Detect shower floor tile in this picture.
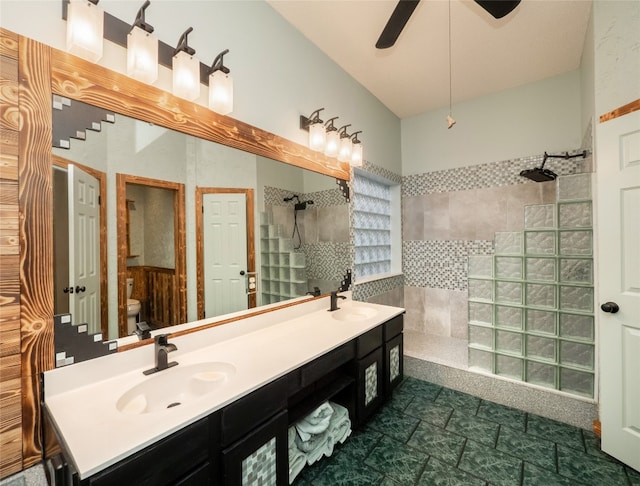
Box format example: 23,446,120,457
291,375,640,486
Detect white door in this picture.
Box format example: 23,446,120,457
203,193,248,317
68,165,101,334
597,110,640,470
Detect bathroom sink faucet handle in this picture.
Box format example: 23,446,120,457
143,334,178,375
329,290,347,312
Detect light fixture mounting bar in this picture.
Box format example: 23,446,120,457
61,0,214,86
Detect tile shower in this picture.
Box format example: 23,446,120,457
401,150,595,399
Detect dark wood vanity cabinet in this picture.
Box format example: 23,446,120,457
46,313,404,486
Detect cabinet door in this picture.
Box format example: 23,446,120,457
384,333,403,398
354,347,383,427
221,410,288,486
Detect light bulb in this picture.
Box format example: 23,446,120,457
127,26,158,84
209,70,233,115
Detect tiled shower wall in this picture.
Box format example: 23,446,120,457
401,151,593,367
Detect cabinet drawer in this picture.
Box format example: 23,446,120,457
383,314,404,342
356,326,382,359
301,340,355,387
88,416,213,486
221,373,290,446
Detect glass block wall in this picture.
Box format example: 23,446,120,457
467,174,595,398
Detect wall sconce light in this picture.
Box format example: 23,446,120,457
66,0,104,63
172,27,200,101
300,109,326,152
127,1,158,84
324,117,340,157
350,131,363,167
337,125,352,163
208,49,233,115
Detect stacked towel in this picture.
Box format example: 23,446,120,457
288,426,307,484
294,401,334,441
327,402,351,445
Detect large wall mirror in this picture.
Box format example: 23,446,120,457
52,97,351,341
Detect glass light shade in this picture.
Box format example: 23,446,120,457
338,137,352,162
66,0,104,63
324,130,340,157
351,142,363,166
172,50,200,101
308,122,326,152
208,71,234,115
127,26,158,84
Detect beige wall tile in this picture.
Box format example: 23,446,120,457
402,195,425,240
423,193,450,240
424,287,451,337
367,286,404,308
300,207,318,244
474,186,508,240
505,182,543,231
450,290,470,339
404,286,426,332
541,180,557,204
449,189,478,240
318,205,349,242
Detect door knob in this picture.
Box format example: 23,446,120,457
63,286,74,294
600,302,619,313
75,286,86,293
239,271,246,276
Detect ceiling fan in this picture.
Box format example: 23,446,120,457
376,0,521,49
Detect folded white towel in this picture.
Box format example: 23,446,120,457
295,401,335,441
304,401,334,425
327,402,352,445
295,428,328,454
306,432,330,465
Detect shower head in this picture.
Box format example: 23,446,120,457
294,200,314,211
283,195,299,202
520,167,557,182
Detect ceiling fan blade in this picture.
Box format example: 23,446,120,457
474,0,521,19
376,0,420,49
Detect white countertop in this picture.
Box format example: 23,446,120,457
44,294,404,478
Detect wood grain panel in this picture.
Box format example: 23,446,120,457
599,98,640,123
0,354,21,477
18,36,54,469
0,28,21,481
50,49,350,181
0,29,18,60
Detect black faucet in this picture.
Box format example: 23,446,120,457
306,286,321,297
329,291,347,312
143,334,178,375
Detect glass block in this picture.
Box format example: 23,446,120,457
560,341,594,369
560,368,594,397
526,283,556,309
468,279,493,301
468,255,494,277
495,354,523,380
557,173,591,201
559,258,593,284
526,335,556,361
559,285,594,312
526,361,556,388
558,202,592,229
495,257,523,279
469,302,493,324
526,309,556,335
495,305,522,330
496,330,522,355
495,281,522,304
469,325,493,349
525,231,556,255
559,313,594,341
525,257,556,282
495,232,523,255
524,204,556,229
559,231,592,256
469,348,493,372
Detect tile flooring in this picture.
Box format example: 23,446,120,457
293,376,640,486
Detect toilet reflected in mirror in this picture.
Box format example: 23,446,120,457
126,278,141,335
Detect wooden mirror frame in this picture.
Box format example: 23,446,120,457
9,31,349,469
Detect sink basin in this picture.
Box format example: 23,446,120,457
116,361,236,415
331,306,378,322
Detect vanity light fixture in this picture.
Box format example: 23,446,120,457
172,27,200,101
127,1,158,85
337,125,353,163
350,131,363,167
208,49,233,115
300,109,326,152
324,117,340,157
66,0,104,63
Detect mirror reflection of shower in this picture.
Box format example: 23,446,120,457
283,195,315,249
